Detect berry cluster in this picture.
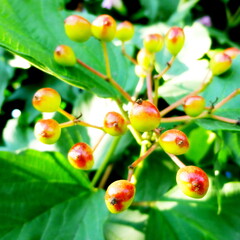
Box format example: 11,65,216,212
33,13,239,214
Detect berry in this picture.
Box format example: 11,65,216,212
105,180,135,213
34,119,61,144
134,65,147,78
103,112,128,136
209,52,232,76
64,15,91,42
143,33,164,53
159,129,189,155
32,88,61,112
176,166,209,198
136,48,155,70
68,142,94,170
91,14,116,42
115,21,134,42
54,45,76,66
165,27,185,56
223,47,240,59
129,99,161,132
183,95,206,117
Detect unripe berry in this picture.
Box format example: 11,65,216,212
143,33,164,53
134,65,147,78
115,21,134,42
64,15,91,42
34,119,61,144
209,52,232,76
32,88,61,112
165,27,185,56
105,180,135,213
103,112,128,136
68,142,94,170
183,95,206,117
129,99,161,132
223,47,240,59
159,129,189,155
91,14,116,41
54,45,76,66
136,48,155,70
176,166,209,199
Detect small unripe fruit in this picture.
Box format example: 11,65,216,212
105,180,135,213
32,88,61,112
54,45,76,66
129,99,161,132
159,129,189,155
115,21,134,42
134,65,147,78
136,48,155,70
143,33,164,53
183,95,206,117
176,166,209,198
223,47,240,59
34,119,61,144
103,112,128,136
68,142,94,170
91,14,116,41
165,27,185,56
209,52,232,75
64,15,91,42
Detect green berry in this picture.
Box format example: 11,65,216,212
165,27,185,56
34,119,61,144
91,14,116,42
68,142,94,170
64,15,91,42
209,52,232,75
183,95,206,117
159,129,189,155
136,48,155,71
176,166,209,199
103,112,128,136
32,88,61,113
105,180,135,214
115,21,134,42
54,45,76,66
143,33,164,53
129,99,161,132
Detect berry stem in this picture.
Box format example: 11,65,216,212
59,121,75,128
121,42,138,65
127,143,158,181
101,41,112,79
76,120,104,130
127,125,143,145
161,115,192,123
210,115,239,125
92,132,107,152
166,153,186,168
160,70,213,117
153,56,176,81
91,136,121,187
133,76,145,101
57,108,75,121
210,88,240,113
146,71,154,103
153,75,159,106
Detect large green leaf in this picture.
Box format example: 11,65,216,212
0,0,136,99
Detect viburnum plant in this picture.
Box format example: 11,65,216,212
32,13,239,213
0,1,240,239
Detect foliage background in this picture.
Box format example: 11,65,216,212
0,0,240,239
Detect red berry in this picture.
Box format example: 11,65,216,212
176,166,209,198
115,21,134,42
159,129,189,155
183,95,206,117
105,180,135,213
165,27,185,56
54,45,76,66
143,33,164,53
64,15,91,42
34,119,61,144
209,52,232,75
129,99,161,132
68,142,94,170
91,14,116,41
223,47,240,59
32,88,61,112
103,112,128,136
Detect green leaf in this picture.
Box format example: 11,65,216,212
0,0,135,99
